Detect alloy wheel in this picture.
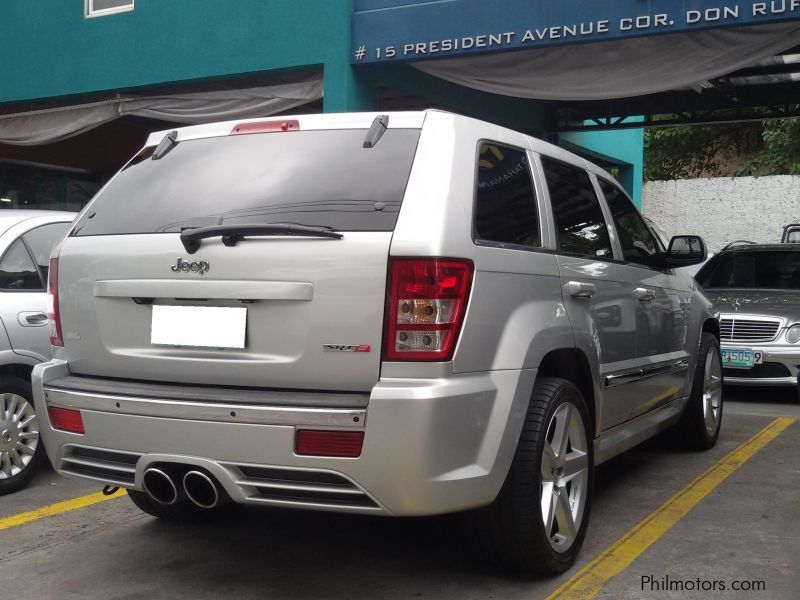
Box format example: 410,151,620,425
703,350,723,435
540,402,589,552
0,393,39,479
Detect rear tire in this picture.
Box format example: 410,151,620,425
128,489,234,521
0,376,45,496
674,333,723,450
469,377,593,575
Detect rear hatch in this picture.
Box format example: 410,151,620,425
56,118,422,392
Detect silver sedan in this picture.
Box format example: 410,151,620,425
0,209,76,495
695,243,800,398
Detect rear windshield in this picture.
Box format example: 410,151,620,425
696,250,800,290
72,128,421,236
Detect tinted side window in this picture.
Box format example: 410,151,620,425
474,143,540,248
0,239,42,291
542,159,612,259
696,251,800,290
599,179,660,269
22,222,70,281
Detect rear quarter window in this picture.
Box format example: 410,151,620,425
72,128,421,236
473,142,540,249
0,239,42,291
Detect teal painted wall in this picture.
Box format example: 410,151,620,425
559,125,645,207
0,0,641,198
366,65,549,133
0,0,362,110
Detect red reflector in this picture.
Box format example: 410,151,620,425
295,430,364,458
230,120,300,135
47,406,85,434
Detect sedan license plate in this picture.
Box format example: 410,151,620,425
721,348,763,369
151,306,246,349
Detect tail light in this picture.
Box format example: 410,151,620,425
48,257,63,346
383,258,474,362
295,430,364,458
47,406,85,434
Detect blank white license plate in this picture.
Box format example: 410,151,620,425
151,306,246,349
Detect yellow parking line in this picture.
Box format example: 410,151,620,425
0,488,127,533
547,417,796,600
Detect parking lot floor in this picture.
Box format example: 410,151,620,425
1,391,798,599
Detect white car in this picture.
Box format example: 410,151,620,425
0,210,75,495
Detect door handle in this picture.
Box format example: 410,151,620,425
564,281,597,298
19,312,48,327
634,288,657,302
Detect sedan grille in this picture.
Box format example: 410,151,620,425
719,317,781,343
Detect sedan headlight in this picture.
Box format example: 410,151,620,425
787,324,800,344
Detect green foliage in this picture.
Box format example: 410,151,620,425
644,116,800,181
736,119,800,176
644,121,761,180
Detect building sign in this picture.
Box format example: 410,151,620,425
352,0,800,64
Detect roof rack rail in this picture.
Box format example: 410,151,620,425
721,240,757,251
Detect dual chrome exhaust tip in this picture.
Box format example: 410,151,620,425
183,470,220,509
142,467,222,509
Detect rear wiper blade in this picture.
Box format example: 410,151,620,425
180,223,343,254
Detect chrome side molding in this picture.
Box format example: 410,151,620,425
604,359,689,388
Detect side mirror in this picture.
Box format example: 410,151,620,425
664,235,707,268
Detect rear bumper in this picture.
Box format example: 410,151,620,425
33,360,535,517
720,344,800,387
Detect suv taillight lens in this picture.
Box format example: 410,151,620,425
48,257,63,346
383,258,474,362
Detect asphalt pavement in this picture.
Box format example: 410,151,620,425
1,387,798,600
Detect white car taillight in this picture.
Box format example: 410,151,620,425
48,257,63,346
383,258,473,362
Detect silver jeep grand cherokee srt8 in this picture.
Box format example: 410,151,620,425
33,111,719,574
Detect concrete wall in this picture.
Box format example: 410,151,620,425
642,176,800,252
